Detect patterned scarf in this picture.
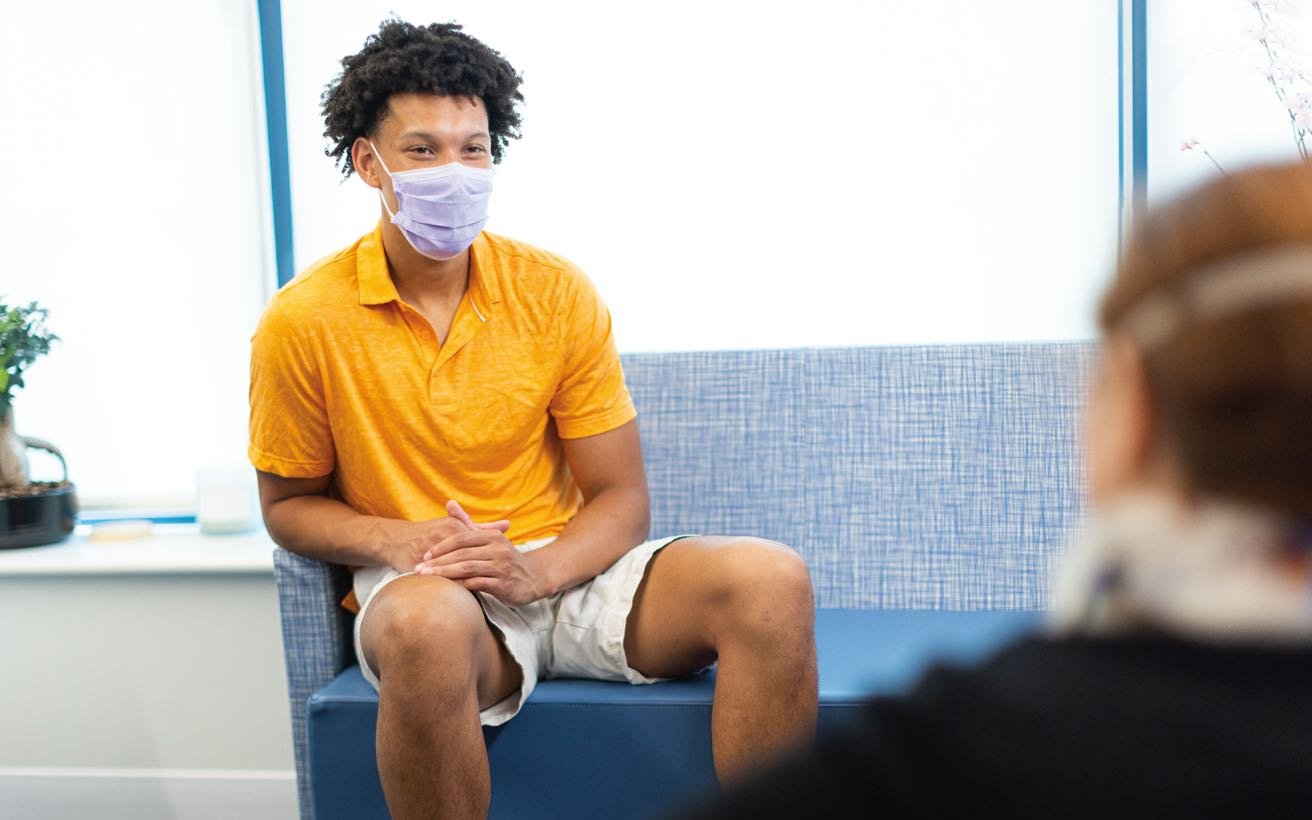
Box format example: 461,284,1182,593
1049,493,1312,643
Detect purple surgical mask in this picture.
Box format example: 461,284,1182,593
370,141,494,260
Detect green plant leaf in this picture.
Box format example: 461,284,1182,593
0,298,57,408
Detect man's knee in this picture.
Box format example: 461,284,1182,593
363,575,488,681
720,538,812,600
710,538,814,634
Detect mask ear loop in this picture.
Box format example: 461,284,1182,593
368,141,399,220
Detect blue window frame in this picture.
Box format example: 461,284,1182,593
258,0,296,288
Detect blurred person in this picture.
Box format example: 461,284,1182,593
674,162,1312,818
248,18,817,820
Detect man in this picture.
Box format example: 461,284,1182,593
249,20,817,819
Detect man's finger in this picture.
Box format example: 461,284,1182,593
447,500,510,534
446,499,477,530
459,576,500,597
423,529,501,562
419,545,493,569
420,559,499,579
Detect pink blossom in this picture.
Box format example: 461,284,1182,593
1181,137,1201,152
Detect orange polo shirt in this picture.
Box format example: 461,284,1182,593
248,224,636,545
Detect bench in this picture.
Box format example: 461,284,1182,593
273,342,1092,819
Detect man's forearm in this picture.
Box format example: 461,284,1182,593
264,493,400,567
522,485,651,597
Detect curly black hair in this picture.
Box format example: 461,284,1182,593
321,19,524,176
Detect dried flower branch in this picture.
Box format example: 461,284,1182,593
1183,0,1312,173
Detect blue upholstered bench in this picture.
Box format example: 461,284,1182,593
273,343,1092,819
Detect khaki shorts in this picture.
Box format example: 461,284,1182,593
352,535,691,726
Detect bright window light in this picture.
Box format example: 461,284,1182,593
1,1,273,508
1148,0,1312,202
282,0,1119,352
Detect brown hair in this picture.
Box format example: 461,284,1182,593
1100,162,1312,518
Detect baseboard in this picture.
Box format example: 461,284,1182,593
0,767,298,820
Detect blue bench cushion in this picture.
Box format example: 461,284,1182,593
307,608,1040,819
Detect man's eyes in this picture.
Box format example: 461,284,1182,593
405,145,487,156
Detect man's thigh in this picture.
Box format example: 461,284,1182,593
622,535,805,678
360,573,522,710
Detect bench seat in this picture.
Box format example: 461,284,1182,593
306,608,1040,819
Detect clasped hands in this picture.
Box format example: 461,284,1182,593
399,499,550,606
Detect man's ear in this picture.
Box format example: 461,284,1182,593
352,137,382,190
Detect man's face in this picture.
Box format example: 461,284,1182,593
353,93,494,211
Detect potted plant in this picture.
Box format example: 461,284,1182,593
0,300,76,548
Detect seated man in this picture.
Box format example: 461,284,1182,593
249,19,817,820
675,162,1312,817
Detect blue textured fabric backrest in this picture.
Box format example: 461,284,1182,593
623,342,1094,610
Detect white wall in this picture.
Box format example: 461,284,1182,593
0,533,295,819
0,576,290,770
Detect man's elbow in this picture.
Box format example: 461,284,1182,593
625,485,652,542
260,497,296,550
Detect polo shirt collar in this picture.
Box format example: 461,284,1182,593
468,233,501,314
357,224,501,314
357,222,399,306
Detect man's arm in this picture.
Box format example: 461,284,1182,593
525,418,652,593
258,471,508,572
414,419,650,602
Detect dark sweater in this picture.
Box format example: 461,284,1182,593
672,635,1312,818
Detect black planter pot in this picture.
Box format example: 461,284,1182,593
0,483,78,548
0,437,78,549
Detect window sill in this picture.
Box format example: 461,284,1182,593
0,524,275,577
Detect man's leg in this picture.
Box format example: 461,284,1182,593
624,537,818,784
360,574,523,820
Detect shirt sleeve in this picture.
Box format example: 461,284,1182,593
548,268,637,439
248,305,335,477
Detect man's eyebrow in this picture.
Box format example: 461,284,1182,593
396,129,491,142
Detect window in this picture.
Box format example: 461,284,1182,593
282,1,1120,352
1,1,272,508
1148,0,1312,202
